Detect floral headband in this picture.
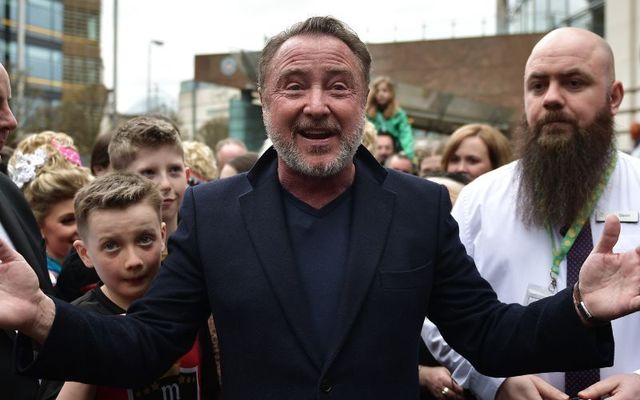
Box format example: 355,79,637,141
8,139,83,189
51,139,82,167
8,148,48,188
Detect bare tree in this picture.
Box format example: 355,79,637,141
196,117,229,149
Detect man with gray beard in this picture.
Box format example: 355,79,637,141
422,27,640,400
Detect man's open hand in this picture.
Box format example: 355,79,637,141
0,239,54,343
578,215,640,321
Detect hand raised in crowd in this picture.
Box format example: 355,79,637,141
578,214,640,321
0,239,55,343
418,365,465,400
578,373,640,400
496,375,568,400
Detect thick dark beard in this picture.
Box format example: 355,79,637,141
515,107,615,229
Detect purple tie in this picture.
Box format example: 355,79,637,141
563,222,600,397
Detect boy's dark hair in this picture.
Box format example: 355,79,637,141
227,152,259,174
74,172,162,239
90,131,113,175
108,116,183,170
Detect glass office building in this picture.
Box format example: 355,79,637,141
497,0,604,37
0,0,63,105
0,0,101,132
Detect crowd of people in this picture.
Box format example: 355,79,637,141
0,15,639,400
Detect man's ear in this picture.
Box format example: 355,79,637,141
73,239,94,269
160,222,167,252
609,80,624,116
185,166,192,184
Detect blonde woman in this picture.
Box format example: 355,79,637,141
8,131,91,285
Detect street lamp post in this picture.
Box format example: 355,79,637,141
147,39,164,112
112,0,118,128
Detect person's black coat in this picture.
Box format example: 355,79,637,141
18,147,613,399
0,172,51,400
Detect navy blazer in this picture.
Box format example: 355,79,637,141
0,172,50,400
19,147,613,399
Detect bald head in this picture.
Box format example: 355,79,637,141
523,27,624,131
527,27,615,84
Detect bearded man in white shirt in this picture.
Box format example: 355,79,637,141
422,27,640,400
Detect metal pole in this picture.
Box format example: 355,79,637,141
191,81,197,140
16,0,26,126
147,40,163,113
112,0,118,127
147,42,151,112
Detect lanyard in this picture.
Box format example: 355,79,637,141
547,150,617,292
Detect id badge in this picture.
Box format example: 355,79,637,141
524,284,554,305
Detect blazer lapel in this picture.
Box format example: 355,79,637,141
323,154,395,371
239,157,324,370
0,188,51,293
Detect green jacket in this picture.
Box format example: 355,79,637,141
368,109,414,160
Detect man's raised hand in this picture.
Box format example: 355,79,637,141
0,239,54,343
579,214,640,322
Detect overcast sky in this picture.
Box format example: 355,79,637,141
101,0,497,113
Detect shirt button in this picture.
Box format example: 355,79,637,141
320,380,332,393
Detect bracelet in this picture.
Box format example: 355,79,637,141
572,282,606,326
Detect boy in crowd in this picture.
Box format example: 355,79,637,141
57,116,189,301
39,172,216,399
108,116,189,235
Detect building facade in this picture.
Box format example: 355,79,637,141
0,0,103,151
1,0,64,122
177,80,239,140
497,0,604,36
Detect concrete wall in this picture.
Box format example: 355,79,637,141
607,0,640,151
367,33,544,130
194,34,545,134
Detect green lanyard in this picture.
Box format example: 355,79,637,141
547,150,617,292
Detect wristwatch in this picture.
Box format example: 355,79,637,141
573,282,606,326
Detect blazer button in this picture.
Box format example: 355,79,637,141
320,380,332,393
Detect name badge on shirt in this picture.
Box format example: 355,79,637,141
524,284,554,305
595,210,639,223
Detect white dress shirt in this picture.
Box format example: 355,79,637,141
422,151,640,399
0,221,14,250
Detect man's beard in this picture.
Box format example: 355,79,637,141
515,106,615,229
265,112,364,177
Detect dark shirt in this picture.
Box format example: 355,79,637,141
37,288,123,400
283,187,352,355
54,249,100,302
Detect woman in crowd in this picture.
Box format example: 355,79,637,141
441,124,512,182
366,76,414,160
183,140,218,185
8,131,92,285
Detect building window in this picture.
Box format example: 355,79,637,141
505,0,603,35
65,8,100,40
27,0,63,34
26,44,62,82
64,55,99,85
87,15,97,40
